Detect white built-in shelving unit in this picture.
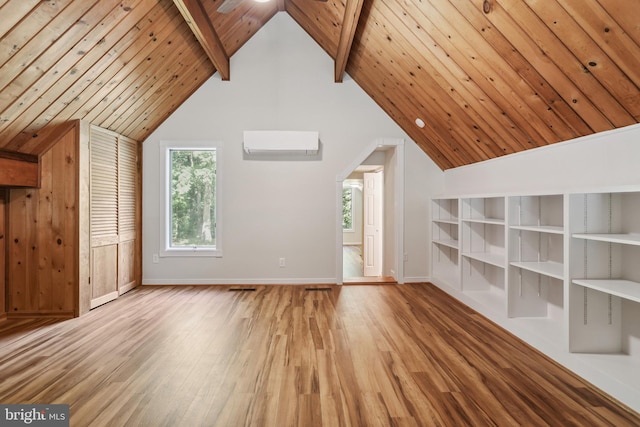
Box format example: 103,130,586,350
431,198,460,290
460,197,506,310
507,194,565,344
430,188,640,411
568,191,640,355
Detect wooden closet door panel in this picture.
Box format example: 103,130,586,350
117,136,139,294
90,126,119,307
118,137,137,241
118,239,137,295
90,127,118,244
88,125,140,308
90,245,118,309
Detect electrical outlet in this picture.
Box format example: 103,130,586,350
279,257,286,267
152,254,159,264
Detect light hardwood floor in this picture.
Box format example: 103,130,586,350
0,284,639,426
343,245,364,278
342,245,395,284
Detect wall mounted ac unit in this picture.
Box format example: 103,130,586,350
243,130,319,155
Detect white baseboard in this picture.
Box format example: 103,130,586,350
142,278,338,285
143,276,432,285
402,276,430,283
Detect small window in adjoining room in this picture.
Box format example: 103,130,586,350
160,141,222,257
342,186,353,231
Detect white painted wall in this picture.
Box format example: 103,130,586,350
443,123,640,195
406,139,444,281
142,13,442,284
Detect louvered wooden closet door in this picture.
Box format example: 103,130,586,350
89,127,119,309
117,137,138,295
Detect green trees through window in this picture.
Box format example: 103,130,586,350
343,187,353,230
170,149,216,248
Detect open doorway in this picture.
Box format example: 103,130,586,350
336,138,405,285
342,166,384,281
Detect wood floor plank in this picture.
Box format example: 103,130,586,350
0,284,638,426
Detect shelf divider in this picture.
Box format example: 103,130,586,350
510,261,564,280
433,239,459,250
572,233,640,246
462,251,505,268
572,279,640,304
510,224,564,234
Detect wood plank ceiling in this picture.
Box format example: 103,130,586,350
0,0,638,170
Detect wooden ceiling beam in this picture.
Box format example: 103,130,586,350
0,149,39,188
173,0,230,81
335,0,364,83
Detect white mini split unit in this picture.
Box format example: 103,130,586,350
243,130,319,155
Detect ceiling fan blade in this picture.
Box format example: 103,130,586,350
217,0,244,14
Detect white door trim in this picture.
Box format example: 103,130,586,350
336,138,405,284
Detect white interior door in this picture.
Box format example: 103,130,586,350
363,171,383,276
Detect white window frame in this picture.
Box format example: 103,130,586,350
159,140,222,258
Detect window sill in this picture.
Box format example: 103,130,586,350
160,248,222,258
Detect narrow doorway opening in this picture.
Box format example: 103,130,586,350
342,167,387,282
336,139,405,285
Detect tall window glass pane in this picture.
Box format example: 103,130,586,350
342,187,353,230
170,149,216,248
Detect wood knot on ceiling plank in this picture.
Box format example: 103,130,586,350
483,0,492,14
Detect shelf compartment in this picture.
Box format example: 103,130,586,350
432,241,460,290
568,191,640,355
508,266,564,319
569,285,640,355
461,196,505,222
461,219,505,269
509,194,564,230
432,198,461,291
569,192,640,237
432,198,459,223
462,256,505,294
509,229,563,274
569,240,639,287
432,219,458,244
568,282,626,354
568,241,640,353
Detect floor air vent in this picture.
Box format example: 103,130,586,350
228,288,256,292
305,287,333,291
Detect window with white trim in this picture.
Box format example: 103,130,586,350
160,141,221,257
